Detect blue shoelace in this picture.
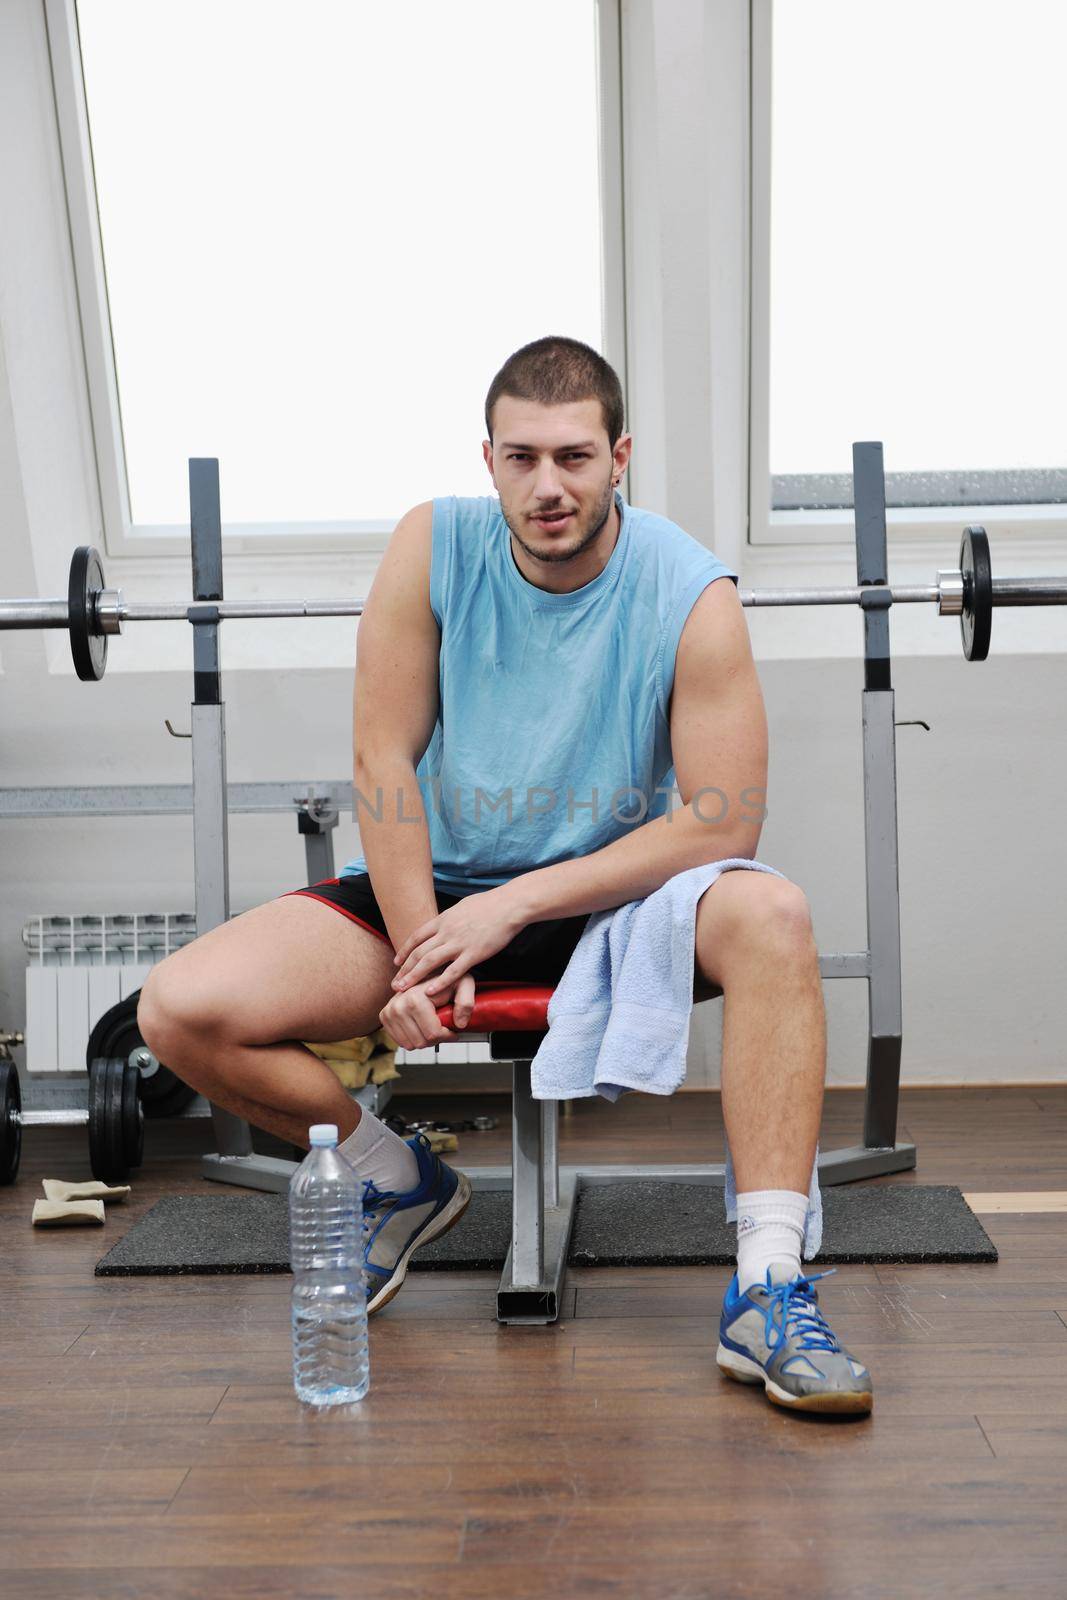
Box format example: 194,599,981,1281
760,1269,841,1355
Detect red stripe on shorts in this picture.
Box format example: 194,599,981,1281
285,888,394,948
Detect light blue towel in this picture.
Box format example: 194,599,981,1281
530,857,822,1259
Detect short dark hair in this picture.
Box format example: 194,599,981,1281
485,335,625,449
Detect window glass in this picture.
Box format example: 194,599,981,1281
75,0,604,526
768,0,1067,508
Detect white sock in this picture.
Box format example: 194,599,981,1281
734,1189,807,1293
338,1109,419,1193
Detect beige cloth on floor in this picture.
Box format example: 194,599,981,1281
42,1179,130,1204
33,1198,105,1227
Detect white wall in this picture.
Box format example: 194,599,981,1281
1,1,1064,1105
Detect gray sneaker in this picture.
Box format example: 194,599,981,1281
717,1264,873,1415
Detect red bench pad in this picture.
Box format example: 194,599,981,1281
434,983,553,1034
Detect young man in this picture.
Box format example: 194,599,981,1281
139,336,872,1415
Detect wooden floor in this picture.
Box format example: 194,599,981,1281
4,1085,1067,1599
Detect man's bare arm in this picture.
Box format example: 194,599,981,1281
507,576,768,923
353,501,441,951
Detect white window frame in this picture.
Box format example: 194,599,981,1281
44,0,627,560
747,0,1067,553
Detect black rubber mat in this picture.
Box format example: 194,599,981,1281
95,1181,996,1276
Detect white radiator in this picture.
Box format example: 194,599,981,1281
23,914,196,1075
399,1040,495,1065
22,911,495,1073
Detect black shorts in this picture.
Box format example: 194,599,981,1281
286,873,590,987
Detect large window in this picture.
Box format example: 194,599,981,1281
60,0,609,542
752,0,1067,531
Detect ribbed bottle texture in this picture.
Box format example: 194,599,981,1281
289,1133,369,1406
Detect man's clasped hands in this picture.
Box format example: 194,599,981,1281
378,884,527,1049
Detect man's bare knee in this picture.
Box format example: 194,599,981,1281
696,872,815,989
137,964,224,1079
704,873,810,937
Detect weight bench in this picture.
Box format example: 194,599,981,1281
432,978,736,1324
433,982,577,1325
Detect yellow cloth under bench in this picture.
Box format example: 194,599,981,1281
303,1026,401,1089
302,1029,459,1150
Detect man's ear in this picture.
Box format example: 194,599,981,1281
482,439,496,483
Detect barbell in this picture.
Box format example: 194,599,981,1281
2,525,1066,682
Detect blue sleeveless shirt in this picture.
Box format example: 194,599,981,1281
344,490,738,892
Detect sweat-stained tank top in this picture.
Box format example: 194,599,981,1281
343,489,739,892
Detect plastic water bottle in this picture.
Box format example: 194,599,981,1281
289,1123,370,1406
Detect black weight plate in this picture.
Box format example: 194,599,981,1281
68,545,108,682
136,1071,197,1120
0,1061,22,1185
89,1057,129,1182
121,1062,144,1171
87,990,195,1119
104,1057,130,1182
960,525,992,662
88,1057,114,1181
